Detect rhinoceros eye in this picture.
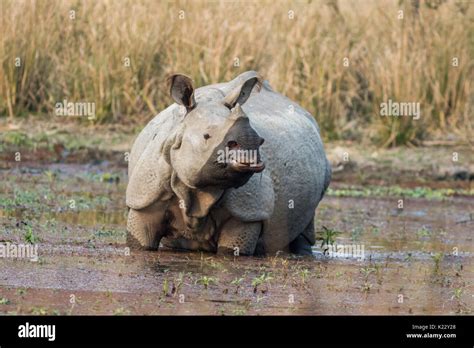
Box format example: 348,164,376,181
203,133,211,140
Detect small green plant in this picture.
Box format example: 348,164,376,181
30,307,49,315
93,228,123,239
451,288,469,314
252,273,273,287
231,277,244,286
351,226,363,241
232,308,247,315
298,268,310,284
162,279,170,297
44,170,57,183
16,288,27,296
416,226,431,238
452,288,463,300
24,226,39,244
4,131,31,147
100,172,120,183
373,263,384,285
196,276,217,289
0,297,11,305
371,226,380,235
431,253,444,274
361,282,372,293
360,266,377,289
256,295,265,303
252,273,273,293
172,273,184,295
231,277,244,294
317,226,340,254
113,307,129,315
360,267,376,279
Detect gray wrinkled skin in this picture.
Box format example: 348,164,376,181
126,71,331,255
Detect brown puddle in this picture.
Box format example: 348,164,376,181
0,164,473,315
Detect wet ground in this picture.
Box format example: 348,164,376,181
0,159,472,315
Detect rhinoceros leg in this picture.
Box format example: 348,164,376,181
289,218,315,255
217,218,262,256
161,237,215,252
126,201,167,250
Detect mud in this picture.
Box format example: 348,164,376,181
0,162,472,315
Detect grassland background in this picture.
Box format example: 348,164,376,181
0,0,472,146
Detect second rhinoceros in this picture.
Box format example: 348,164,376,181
126,71,331,255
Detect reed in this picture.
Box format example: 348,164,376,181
0,0,472,146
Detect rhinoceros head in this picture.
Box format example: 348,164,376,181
166,73,265,190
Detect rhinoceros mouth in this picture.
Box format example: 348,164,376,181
229,160,265,173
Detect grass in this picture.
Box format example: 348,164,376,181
231,277,244,286
0,166,128,247
2,131,32,147
195,276,217,289
0,0,472,146
113,307,130,315
416,226,432,238
93,228,125,239
0,297,11,305
251,273,273,293
162,279,170,297
431,252,444,274
172,273,184,296
3,193,100,212
30,306,49,315
327,185,474,199
298,268,310,284
316,226,341,253
452,288,463,301
23,225,39,244
16,288,27,296
0,185,112,211
360,266,376,279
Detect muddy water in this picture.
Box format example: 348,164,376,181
0,164,472,315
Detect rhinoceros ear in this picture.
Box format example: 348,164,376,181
223,74,263,109
167,74,196,112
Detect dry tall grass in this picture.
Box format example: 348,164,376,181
0,0,472,146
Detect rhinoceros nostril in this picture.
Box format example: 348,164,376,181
227,140,239,149
259,137,265,145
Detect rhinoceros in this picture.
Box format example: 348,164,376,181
126,70,331,255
